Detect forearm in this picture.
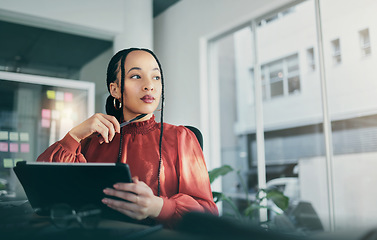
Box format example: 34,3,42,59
36,133,86,163
156,194,219,223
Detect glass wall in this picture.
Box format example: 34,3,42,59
0,72,94,201
209,26,256,217
320,0,377,231
208,0,377,233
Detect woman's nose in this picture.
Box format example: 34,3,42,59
143,80,154,91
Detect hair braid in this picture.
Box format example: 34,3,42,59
107,48,165,197
116,54,126,163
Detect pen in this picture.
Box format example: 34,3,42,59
97,114,147,138
119,114,148,128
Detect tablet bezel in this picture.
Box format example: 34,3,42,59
13,161,132,215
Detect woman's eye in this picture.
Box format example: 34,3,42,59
153,76,161,80
131,75,141,79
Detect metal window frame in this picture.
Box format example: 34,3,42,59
202,0,336,230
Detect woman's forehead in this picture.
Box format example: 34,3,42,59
124,50,159,70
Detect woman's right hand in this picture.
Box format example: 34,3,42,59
68,113,120,144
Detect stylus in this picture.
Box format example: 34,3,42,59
119,114,148,128
97,114,147,138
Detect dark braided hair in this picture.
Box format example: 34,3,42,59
105,48,165,196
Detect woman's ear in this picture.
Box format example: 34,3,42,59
109,82,121,99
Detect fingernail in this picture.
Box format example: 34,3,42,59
103,188,109,194
113,184,119,188
102,198,108,204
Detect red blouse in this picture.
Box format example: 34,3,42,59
36,115,218,227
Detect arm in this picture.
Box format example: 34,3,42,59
36,132,86,162
101,126,218,228
156,127,219,224
37,113,120,163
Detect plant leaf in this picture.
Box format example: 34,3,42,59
212,191,223,203
212,191,242,219
266,189,289,211
244,203,265,217
208,165,233,183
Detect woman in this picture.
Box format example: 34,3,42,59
37,48,218,228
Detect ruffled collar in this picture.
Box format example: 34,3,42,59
122,115,159,135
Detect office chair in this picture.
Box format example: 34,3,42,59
184,126,203,150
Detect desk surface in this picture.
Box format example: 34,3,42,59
0,200,191,240
0,200,370,240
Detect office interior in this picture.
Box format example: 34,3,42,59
1,0,377,239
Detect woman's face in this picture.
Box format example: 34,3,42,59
117,50,162,121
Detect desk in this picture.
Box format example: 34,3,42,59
1,201,369,240
0,201,191,240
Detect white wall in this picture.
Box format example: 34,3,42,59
80,49,113,114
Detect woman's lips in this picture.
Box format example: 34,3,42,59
141,95,155,103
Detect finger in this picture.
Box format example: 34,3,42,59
101,114,121,134
113,182,151,198
113,182,139,194
103,188,139,203
102,197,139,210
132,176,139,182
103,199,147,220
98,136,105,145
95,120,110,143
96,115,117,142
104,203,140,219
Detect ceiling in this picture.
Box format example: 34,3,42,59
153,0,180,17
0,0,179,79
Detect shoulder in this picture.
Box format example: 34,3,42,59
162,122,202,148
162,122,194,136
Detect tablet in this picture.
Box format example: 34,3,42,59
13,161,132,216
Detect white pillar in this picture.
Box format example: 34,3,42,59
113,0,153,53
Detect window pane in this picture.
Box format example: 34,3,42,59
288,76,300,93
210,26,256,217
270,81,284,97
208,0,377,235
359,28,371,56
321,0,377,231
307,47,316,71
331,38,342,64
256,0,329,231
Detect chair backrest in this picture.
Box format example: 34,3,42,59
185,126,203,150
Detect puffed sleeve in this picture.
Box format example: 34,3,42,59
156,127,219,226
36,133,87,163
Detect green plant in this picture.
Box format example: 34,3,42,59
209,165,289,224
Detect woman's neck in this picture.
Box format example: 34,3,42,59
123,113,153,122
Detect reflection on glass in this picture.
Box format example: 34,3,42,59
211,26,255,217
0,76,92,202
50,203,101,229
209,0,377,234
321,0,377,231
211,0,328,233
256,0,328,231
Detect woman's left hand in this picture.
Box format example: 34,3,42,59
102,177,163,220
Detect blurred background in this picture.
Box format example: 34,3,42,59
0,0,377,236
